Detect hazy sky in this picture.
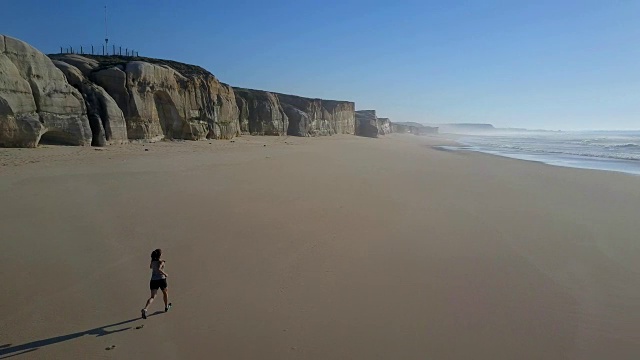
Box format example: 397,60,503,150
2,0,638,130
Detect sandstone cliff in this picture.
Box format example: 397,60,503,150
234,88,288,135
1,35,372,148
52,59,127,146
234,88,355,137
355,110,380,138
51,54,241,141
277,94,355,137
0,35,91,147
391,123,411,134
377,117,392,135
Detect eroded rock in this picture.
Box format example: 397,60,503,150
53,60,128,146
278,94,355,137
2,34,362,147
355,110,379,138
234,88,288,136
235,88,355,137
55,57,241,141
0,35,91,147
377,117,392,135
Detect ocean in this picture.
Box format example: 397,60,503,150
445,131,640,175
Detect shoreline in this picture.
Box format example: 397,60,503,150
3,117,637,177
433,141,640,177
2,133,638,179
440,131,640,176
433,145,640,177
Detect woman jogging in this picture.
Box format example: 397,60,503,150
141,248,171,319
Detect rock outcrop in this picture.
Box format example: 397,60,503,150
234,88,288,135
52,54,99,77
234,88,355,137
278,94,355,137
355,110,380,138
391,123,411,134
53,60,127,146
355,111,397,137
377,117,392,135
0,35,91,147
52,54,241,141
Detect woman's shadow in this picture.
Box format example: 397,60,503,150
0,311,164,359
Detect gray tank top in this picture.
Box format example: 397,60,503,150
151,260,166,280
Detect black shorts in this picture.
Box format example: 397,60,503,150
150,279,167,290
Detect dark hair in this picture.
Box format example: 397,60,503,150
151,248,162,261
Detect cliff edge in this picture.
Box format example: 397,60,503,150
1,34,405,148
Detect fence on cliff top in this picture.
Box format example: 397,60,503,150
57,44,139,57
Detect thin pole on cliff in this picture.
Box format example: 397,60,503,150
104,5,109,55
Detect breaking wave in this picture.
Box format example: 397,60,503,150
454,131,640,175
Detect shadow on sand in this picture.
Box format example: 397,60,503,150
0,311,163,359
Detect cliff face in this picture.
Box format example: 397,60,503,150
234,88,288,135
234,88,355,137
1,35,364,148
0,35,91,147
52,59,128,146
51,54,240,142
278,94,355,137
377,117,392,135
355,110,379,138
391,123,411,133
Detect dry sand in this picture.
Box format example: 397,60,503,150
1,134,639,359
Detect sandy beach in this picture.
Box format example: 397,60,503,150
1,134,639,359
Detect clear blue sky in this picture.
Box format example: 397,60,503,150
2,0,638,130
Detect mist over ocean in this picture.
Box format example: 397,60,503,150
450,131,640,175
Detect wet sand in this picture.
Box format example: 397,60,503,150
1,134,639,359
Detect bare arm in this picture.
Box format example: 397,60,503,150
159,260,168,277
150,260,168,276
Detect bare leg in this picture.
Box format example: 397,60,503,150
162,288,169,308
144,289,158,311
